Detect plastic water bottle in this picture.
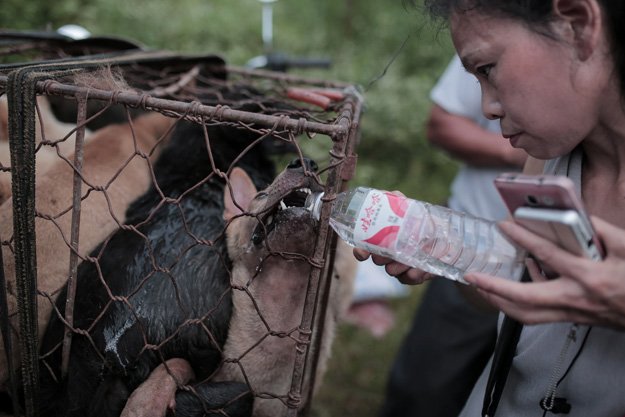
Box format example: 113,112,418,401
307,187,525,283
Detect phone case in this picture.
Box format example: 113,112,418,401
495,173,604,259
513,207,602,261
494,173,586,213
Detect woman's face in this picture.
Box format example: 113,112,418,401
451,9,605,159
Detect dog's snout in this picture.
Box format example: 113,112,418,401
287,158,318,172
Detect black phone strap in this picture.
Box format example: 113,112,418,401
481,268,531,417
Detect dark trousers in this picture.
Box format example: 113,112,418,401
378,278,498,417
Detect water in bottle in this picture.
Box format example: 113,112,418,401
307,187,525,283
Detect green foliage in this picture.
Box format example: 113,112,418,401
0,0,458,198
2,1,460,415
311,286,427,417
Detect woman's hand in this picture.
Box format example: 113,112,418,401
463,216,625,329
351,189,433,286
353,248,433,285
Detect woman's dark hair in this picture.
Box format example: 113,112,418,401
413,0,625,100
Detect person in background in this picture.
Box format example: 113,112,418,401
377,54,526,417
362,0,625,415
344,257,409,338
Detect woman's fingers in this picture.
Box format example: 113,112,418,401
366,253,430,285
353,248,371,261
395,269,433,285
498,220,593,279
464,272,581,311
525,257,548,282
474,287,600,324
464,270,624,326
591,215,625,255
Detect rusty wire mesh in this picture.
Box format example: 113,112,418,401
0,39,362,417
0,30,144,64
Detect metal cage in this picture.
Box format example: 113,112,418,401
0,35,362,417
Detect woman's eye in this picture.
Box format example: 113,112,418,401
476,64,493,78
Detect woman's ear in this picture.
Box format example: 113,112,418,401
552,0,602,61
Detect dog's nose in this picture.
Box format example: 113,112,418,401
287,158,318,172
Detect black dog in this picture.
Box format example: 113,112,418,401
38,116,279,417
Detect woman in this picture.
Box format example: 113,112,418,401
357,0,625,415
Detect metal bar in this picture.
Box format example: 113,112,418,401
283,96,361,417
227,66,352,89
0,75,351,138
142,65,200,97
300,96,363,416
0,238,22,416
60,94,88,377
8,69,41,417
260,0,277,53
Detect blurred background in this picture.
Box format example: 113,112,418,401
1,1,458,415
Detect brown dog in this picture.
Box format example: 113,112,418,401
217,162,356,417
0,95,94,204
0,108,176,390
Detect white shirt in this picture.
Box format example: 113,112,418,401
430,55,511,221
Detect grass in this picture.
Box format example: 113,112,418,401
311,286,427,416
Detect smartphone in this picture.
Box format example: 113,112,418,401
494,173,599,240
513,206,603,261
494,173,604,270
494,173,587,214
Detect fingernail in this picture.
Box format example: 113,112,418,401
497,220,513,231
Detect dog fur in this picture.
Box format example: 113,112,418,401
214,159,355,417
0,109,176,390
0,95,94,204
34,115,355,416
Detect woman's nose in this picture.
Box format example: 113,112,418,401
481,88,503,120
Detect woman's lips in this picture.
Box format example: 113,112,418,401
503,132,522,146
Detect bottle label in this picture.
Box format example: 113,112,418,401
353,190,408,250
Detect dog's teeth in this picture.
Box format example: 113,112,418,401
280,200,287,210
267,215,274,225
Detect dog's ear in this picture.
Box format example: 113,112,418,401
223,167,257,220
